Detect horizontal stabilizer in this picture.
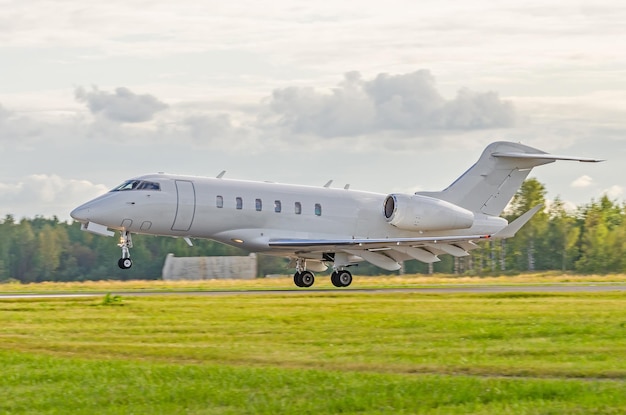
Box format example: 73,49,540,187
417,141,604,217
492,151,604,163
492,204,543,239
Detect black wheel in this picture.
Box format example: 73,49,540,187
118,258,132,269
293,272,304,287
299,271,315,288
337,270,352,287
331,271,342,287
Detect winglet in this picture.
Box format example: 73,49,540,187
492,204,543,239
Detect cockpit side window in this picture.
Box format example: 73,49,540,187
137,181,161,190
112,180,160,192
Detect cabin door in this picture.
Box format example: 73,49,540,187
171,180,196,231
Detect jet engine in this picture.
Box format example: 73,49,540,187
383,194,474,231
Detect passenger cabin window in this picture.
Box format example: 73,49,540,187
216,195,223,208
236,197,243,210
315,203,322,216
274,200,281,213
295,202,302,215
256,199,262,211
112,180,160,192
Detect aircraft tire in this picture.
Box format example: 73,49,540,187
299,271,315,288
293,272,304,287
118,258,132,270
331,271,342,287
337,270,352,287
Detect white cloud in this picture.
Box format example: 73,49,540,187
571,175,593,188
263,70,516,138
0,175,108,221
184,113,250,147
603,185,624,199
0,103,43,143
0,0,624,220
75,86,168,123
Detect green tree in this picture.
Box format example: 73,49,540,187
9,220,37,282
575,195,624,273
544,197,580,271
35,224,68,280
504,178,548,271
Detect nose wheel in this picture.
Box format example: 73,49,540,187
117,231,133,270
118,257,133,269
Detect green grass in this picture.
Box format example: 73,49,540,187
1,289,626,413
1,351,625,415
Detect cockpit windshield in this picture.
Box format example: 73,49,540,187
111,180,161,192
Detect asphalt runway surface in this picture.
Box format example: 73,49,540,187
1,284,625,299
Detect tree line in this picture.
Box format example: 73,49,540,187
0,178,623,283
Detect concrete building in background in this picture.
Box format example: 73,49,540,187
162,253,257,280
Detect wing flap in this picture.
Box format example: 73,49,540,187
424,243,469,257
342,249,402,271
391,246,440,263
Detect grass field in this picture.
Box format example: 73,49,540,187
1,276,625,414
0,272,624,292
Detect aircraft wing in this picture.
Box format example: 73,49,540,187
269,205,543,271
269,234,491,270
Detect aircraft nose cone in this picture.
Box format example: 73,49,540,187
70,205,89,222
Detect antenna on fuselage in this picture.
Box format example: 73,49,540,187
323,180,333,188
216,170,226,179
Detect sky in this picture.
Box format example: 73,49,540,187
1,0,624,221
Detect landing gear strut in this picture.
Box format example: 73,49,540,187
117,231,133,269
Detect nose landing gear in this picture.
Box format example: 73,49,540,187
117,231,133,269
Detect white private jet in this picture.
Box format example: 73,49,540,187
70,141,602,288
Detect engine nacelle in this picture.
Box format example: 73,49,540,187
383,194,474,231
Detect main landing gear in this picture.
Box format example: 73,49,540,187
292,259,352,288
330,270,353,288
117,231,133,270
293,270,315,287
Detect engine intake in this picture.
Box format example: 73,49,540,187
383,194,474,231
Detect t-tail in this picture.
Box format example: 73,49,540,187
417,141,603,217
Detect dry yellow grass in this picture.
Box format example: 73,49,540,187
0,272,624,292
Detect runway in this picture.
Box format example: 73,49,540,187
1,283,625,299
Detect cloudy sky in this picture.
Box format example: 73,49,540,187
1,0,624,221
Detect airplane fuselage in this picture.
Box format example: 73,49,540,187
71,173,507,256
70,141,603,287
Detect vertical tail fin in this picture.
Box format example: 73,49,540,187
417,141,603,216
